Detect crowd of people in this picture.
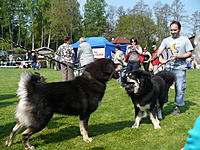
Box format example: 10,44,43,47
111,21,194,117
0,20,198,149
111,39,164,81
0,52,41,70
111,21,196,150
55,36,94,81
55,22,194,138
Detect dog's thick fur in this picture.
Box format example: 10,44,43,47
6,58,119,150
122,69,175,129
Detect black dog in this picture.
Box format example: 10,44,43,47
122,69,175,129
6,58,119,150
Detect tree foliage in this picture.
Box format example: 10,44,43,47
0,0,199,51
104,5,117,40
115,0,157,48
45,0,81,41
170,0,187,22
0,0,81,50
153,1,171,43
190,11,200,34
83,0,107,37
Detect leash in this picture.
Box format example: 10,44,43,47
0,37,30,51
0,37,81,70
152,58,172,74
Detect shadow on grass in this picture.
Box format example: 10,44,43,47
0,122,16,139
46,116,69,129
33,120,132,147
3,117,132,148
0,94,16,101
163,100,197,117
0,94,18,108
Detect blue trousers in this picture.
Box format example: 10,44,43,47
32,62,38,70
165,68,186,106
126,61,140,72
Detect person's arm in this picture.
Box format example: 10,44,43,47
157,39,168,64
136,45,143,54
111,52,115,58
150,53,158,61
77,45,82,60
173,51,192,60
157,49,167,64
70,45,75,57
56,45,61,56
117,51,124,64
147,52,152,62
126,45,131,55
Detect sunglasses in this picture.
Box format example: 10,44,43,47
170,29,178,31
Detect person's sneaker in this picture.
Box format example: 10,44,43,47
172,108,180,116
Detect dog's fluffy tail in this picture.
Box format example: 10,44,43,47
156,70,175,87
17,72,45,101
16,72,45,127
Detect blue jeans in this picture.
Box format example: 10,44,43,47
126,61,140,72
165,68,186,106
117,68,124,82
32,62,37,70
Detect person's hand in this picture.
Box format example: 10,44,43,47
159,57,167,64
172,53,179,60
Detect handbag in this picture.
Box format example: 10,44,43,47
125,54,144,65
138,54,144,65
124,54,130,63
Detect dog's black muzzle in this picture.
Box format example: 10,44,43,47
121,75,134,89
112,71,120,79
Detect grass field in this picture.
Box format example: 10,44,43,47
0,68,200,150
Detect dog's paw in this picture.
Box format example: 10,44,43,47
131,124,139,128
154,125,161,129
84,137,93,143
132,125,139,128
25,146,35,150
131,122,139,128
5,139,12,147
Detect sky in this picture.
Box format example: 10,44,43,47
77,0,200,37
78,0,200,15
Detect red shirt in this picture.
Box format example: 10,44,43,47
151,50,160,65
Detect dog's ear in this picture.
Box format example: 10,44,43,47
33,72,46,83
134,70,150,80
140,71,151,81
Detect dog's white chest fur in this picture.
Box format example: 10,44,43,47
136,104,150,111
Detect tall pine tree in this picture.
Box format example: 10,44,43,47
83,0,107,37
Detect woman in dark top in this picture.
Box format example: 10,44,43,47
142,47,151,71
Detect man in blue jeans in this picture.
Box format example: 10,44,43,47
157,21,193,116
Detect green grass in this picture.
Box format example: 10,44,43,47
0,68,200,150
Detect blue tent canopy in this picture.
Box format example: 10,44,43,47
0,50,8,56
72,37,117,59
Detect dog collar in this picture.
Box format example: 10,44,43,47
82,70,91,76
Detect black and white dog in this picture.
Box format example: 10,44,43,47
5,58,119,150
122,69,175,129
